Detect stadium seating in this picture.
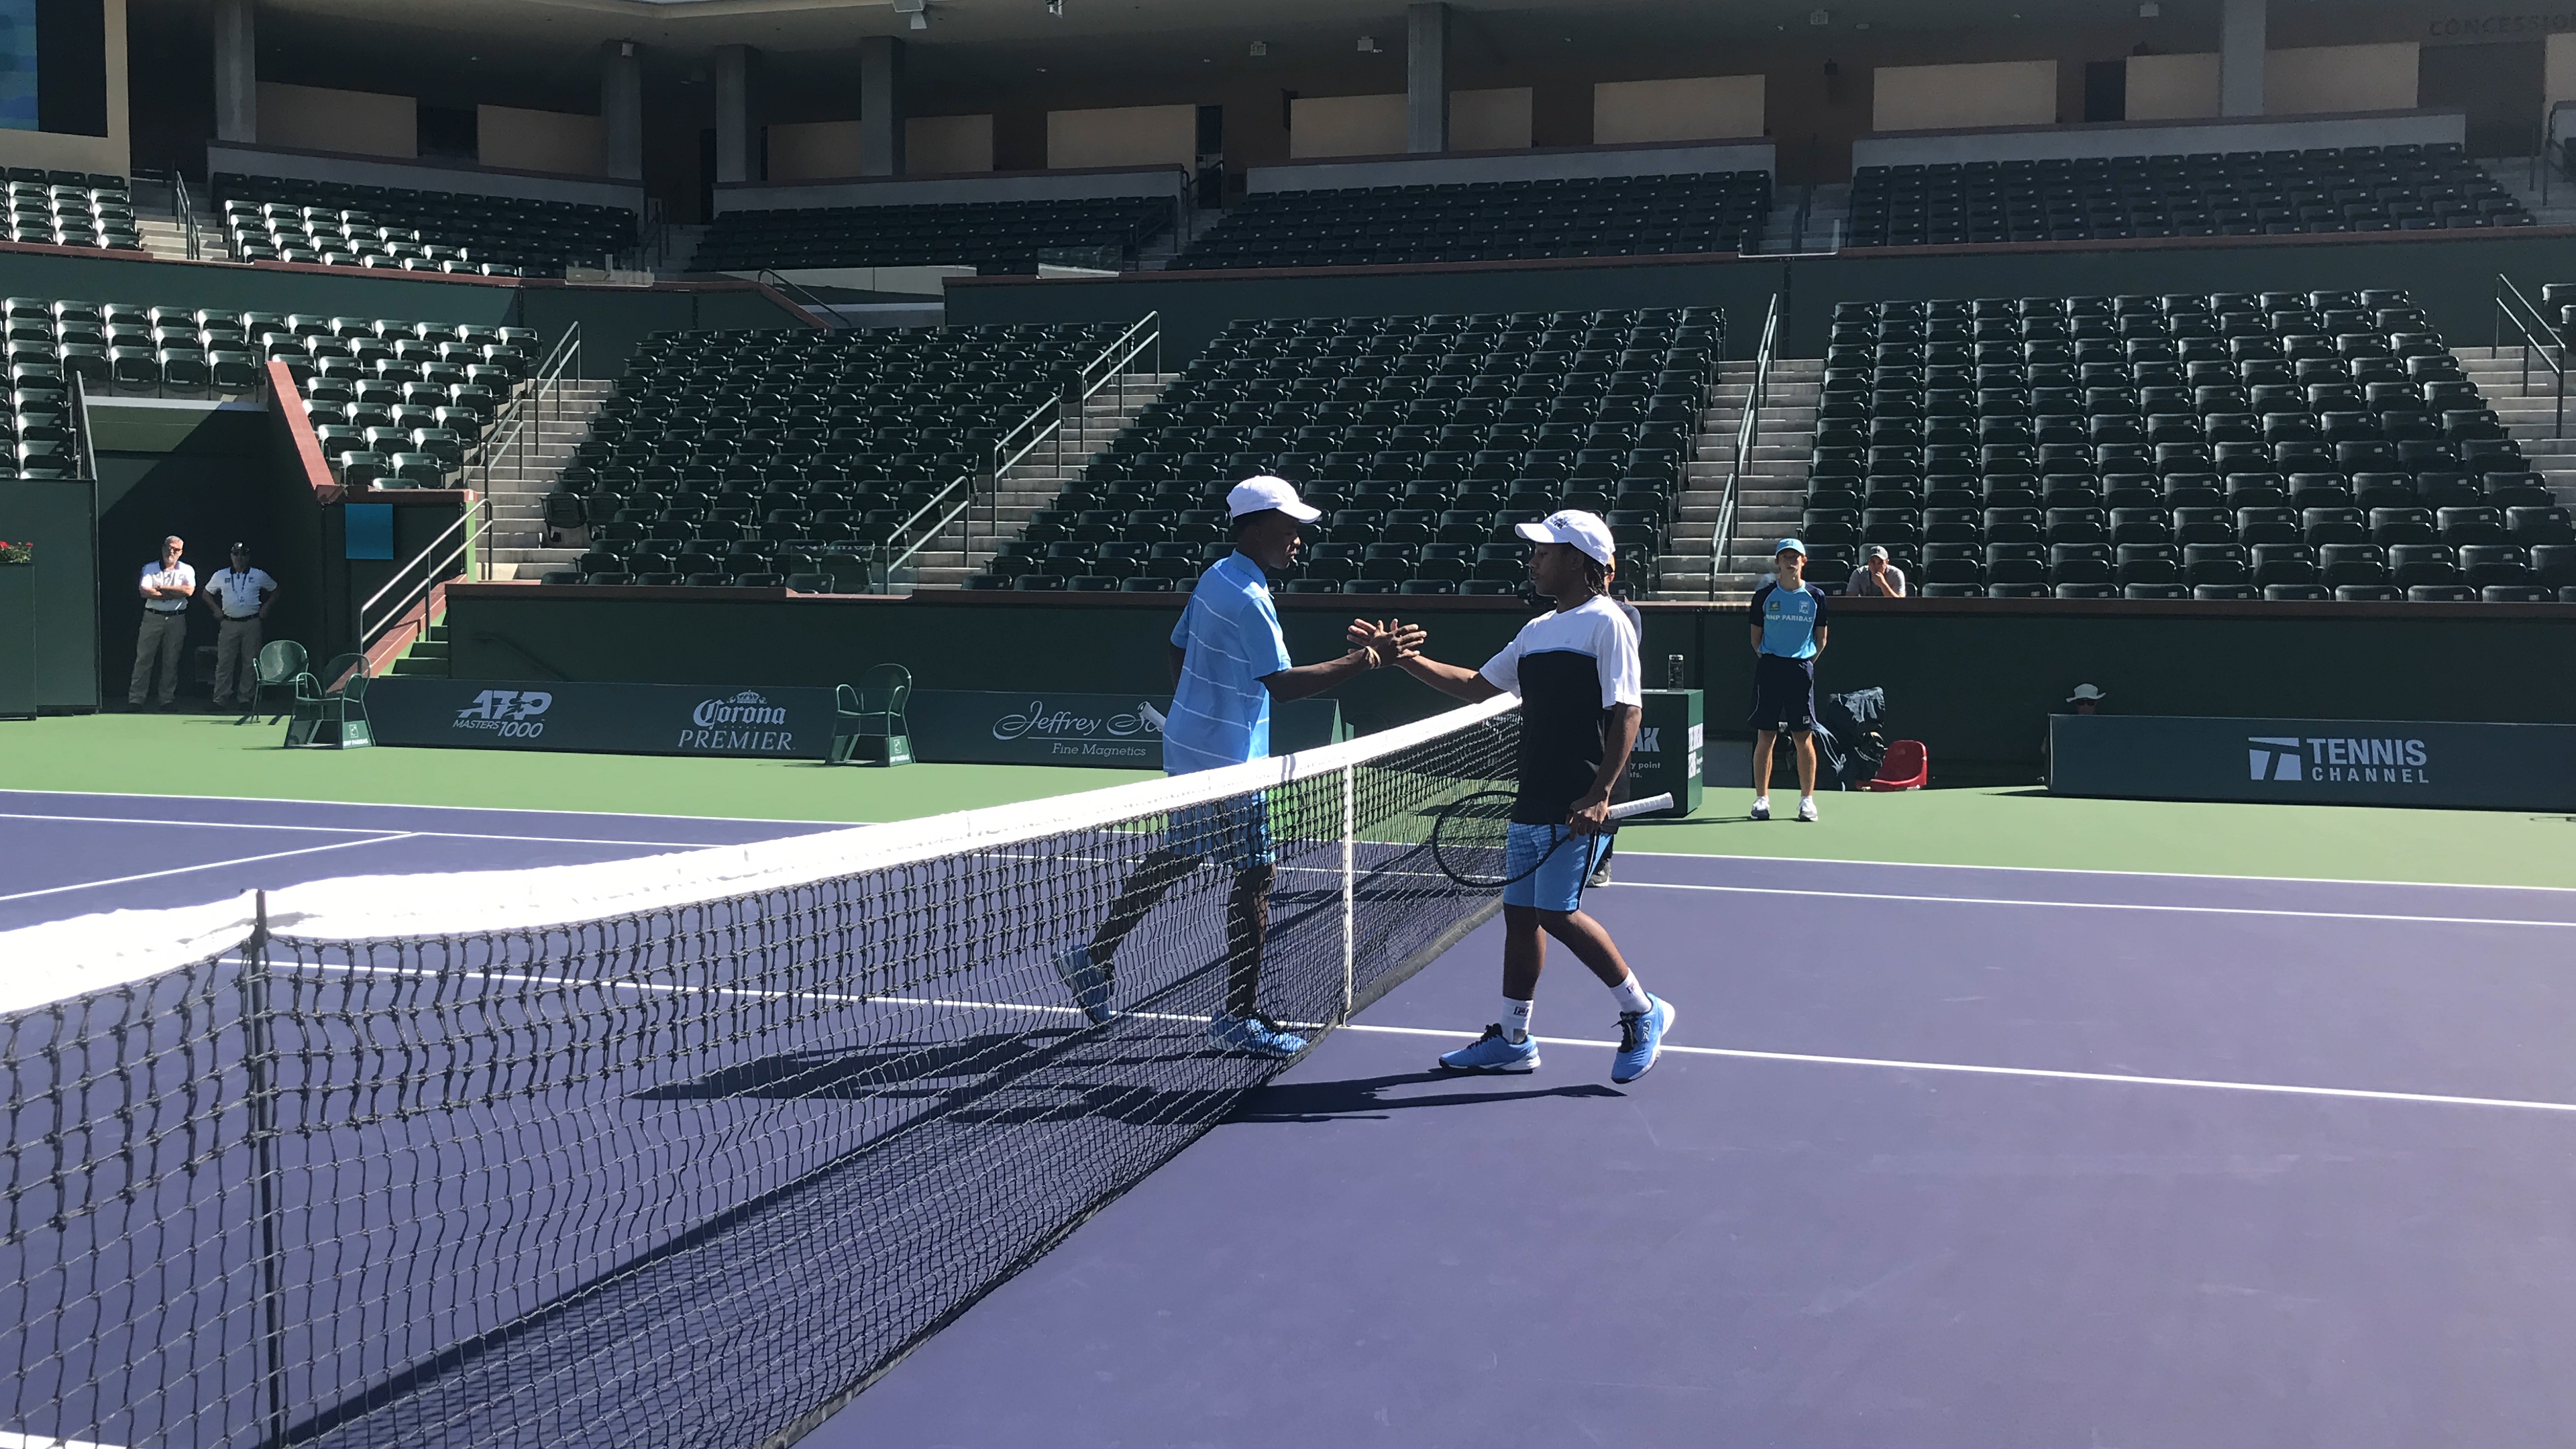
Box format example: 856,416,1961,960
1168,172,1771,270
0,170,142,252
692,197,1177,274
274,313,541,489
215,172,637,276
557,323,1123,586
967,307,1719,594
1805,288,2575,603
1845,144,2526,249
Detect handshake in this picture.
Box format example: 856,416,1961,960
1346,617,1428,669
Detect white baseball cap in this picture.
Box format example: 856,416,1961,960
1513,508,1616,565
1226,475,1322,523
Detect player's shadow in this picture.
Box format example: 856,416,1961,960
1226,1069,1623,1123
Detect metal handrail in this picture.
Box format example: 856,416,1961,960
1709,294,1782,600
754,268,839,325
356,496,490,657
468,323,582,497
171,172,201,262
873,312,1163,592
2494,273,2567,437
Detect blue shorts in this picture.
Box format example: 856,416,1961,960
1750,653,1817,732
1169,796,1275,871
1501,821,1609,913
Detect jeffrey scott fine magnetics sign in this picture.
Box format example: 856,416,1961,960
2047,713,2576,811
902,690,1346,767
368,678,837,758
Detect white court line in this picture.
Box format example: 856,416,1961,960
0,787,869,828
0,1432,125,1449
0,835,420,904
1336,1022,2576,1116
268,963,2576,1117
1612,879,2576,929
1617,847,2576,896
0,811,796,851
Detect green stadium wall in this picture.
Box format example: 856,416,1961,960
439,588,2576,772
0,477,97,710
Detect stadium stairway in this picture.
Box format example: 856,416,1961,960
386,617,449,676
908,372,1181,588
133,193,230,264
653,223,710,280
479,380,617,579
2457,344,2576,503
2477,156,2576,229
1137,210,1226,272
1654,358,1821,598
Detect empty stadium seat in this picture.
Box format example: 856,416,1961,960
698,196,1177,275
1809,287,2525,602
1172,172,1772,270
217,172,633,277
1846,145,2524,250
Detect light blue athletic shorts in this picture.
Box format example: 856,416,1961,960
1168,796,1275,871
1501,820,1609,912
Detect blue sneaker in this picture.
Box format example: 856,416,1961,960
1436,1024,1542,1073
1208,1011,1307,1059
1051,943,1114,1025
1611,996,1674,1084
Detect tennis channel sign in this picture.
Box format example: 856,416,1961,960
2047,713,2576,811
368,678,839,757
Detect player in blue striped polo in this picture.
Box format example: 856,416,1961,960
1054,476,1419,1057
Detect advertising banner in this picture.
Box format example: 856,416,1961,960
1629,689,1703,816
368,679,838,758
367,680,1347,768
2048,713,2576,812
904,690,1346,767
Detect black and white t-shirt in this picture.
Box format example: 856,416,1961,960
1478,595,1644,825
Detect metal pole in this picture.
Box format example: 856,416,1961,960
241,890,291,1449
1339,765,1356,1019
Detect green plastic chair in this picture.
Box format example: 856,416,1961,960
830,663,912,765
248,639,309,724
287,659,374,749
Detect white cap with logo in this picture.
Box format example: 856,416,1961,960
1226,475,1323,523
1512,508,1615,565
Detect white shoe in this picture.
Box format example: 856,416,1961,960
1796,797,1818,822
1750,797,1771,820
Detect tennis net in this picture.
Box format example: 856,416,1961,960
0,694,1519,1449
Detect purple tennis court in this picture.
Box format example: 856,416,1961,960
814,851,2576,1449
7,792,2576,1448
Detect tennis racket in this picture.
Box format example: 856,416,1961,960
1427,792,1674,890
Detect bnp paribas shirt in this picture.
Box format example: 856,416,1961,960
1751,580,1829,660
1477,596,1642,825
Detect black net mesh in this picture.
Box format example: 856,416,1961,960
1,704,1517,1449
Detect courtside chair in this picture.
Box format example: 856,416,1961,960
831,663,913,766
285,655,373,747
248,639,308,724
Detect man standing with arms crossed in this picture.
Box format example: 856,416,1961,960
127,535,193,710
1750,537,1829,822
203,543,278,712
1054,476,1419,1058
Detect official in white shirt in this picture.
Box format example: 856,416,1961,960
127,535,194,708
201,542,278,708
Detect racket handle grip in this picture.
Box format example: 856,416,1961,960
1605,793,1674,821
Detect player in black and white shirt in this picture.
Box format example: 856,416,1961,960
1375,510,1675,1084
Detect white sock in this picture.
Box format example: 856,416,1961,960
1801,792,1815,804
1610,973,1652,1016
1753,794,1770,806
1501,996,1535,1044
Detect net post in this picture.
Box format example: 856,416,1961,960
240,889,291,1449
1339,763,1356,1020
